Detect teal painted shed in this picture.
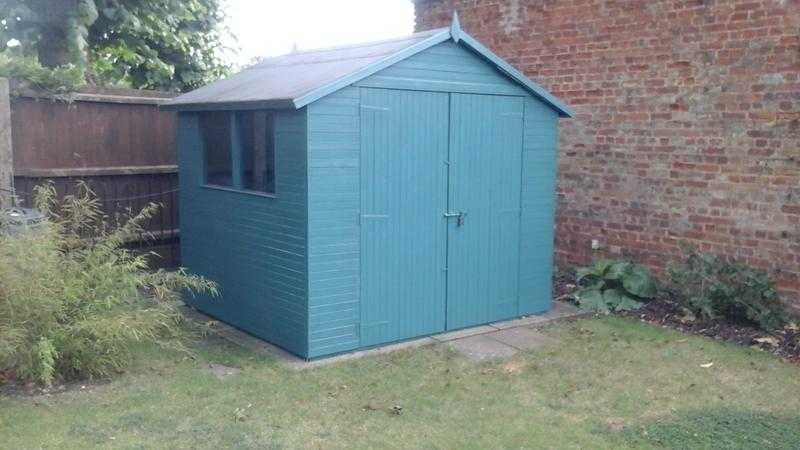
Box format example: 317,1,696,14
163,16,572,359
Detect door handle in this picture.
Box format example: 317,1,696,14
443,211,467,226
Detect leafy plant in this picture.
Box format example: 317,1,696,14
0,54,85,97
88,0,232,91
1,0,232,92
0,0,98,69
666,244,787,331
573,259,657,312
0,183,217,386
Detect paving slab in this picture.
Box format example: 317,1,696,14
430,325,496,342
285,337,436,370
487,327,558,350
489,314,550,330
550,300,583,318
447,334,518,361
491,301,585,329
203,363,242,380
184,300,585,368
182,306,307,364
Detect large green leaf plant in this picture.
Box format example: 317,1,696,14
573,259,657,312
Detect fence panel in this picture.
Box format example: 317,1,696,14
7,84,179,267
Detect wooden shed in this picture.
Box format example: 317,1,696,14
163,15,572,359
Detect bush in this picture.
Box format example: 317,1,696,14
573,259,657,312
666,245,787,331
0,54,85,98
0,183,216,386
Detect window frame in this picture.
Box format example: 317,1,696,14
199,110,277,198
199,110,234,188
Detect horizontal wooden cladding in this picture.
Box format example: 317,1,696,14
355,41,529,97
15,165,177,178
178,110,309,357
306,87,361,357
11,96,176,170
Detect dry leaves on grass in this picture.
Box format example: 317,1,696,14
502,361,523,375
605,417,626,431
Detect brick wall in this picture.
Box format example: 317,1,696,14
415,0,800,307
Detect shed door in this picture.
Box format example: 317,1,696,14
359,88,449,346
446,94,524,330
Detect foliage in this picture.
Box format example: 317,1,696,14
573,259,657,312
88,0,231,91
0,183,217,385
0,0,231,92
0,0,98,68
666,244,787,331
0,54,85,97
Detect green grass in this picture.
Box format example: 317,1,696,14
1,316,798,449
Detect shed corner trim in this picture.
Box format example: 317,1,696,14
456,33,574,118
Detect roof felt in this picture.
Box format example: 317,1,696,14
163,28,445,110
163,16,572,117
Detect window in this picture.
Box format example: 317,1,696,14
200,111,233,187
236,110,275,194
200,110,276,194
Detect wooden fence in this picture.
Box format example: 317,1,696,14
3,81,180,266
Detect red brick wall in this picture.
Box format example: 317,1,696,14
415,0,800,307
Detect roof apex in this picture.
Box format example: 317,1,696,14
450,11,461,42
163,23,573,117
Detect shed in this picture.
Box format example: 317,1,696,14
163,15,573,359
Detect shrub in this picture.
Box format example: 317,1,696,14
573,259,657,312
0,54,85,98
0,183,217,386
666,244,787,331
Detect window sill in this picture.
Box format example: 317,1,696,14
201,184,277,199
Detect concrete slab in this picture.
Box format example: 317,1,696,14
285,337,436,370
487,327,558,350
550,300,583,318
203,363,242,380
490,314,550,330
448,334,518,361
490,301,585,330
182,306,307,364
430,325,496,342
183,300,585,368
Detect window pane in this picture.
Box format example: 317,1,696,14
200,111,232,186
237,110,275,193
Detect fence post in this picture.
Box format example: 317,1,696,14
0,77,12,208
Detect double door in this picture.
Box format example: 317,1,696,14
360,88,523,346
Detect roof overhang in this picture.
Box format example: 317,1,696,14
160,98,294,112
163,13,573,118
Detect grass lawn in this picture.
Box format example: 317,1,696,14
1,316,799,449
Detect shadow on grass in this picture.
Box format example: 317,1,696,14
615,409,800,449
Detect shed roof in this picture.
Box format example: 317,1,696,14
163,14,573,117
